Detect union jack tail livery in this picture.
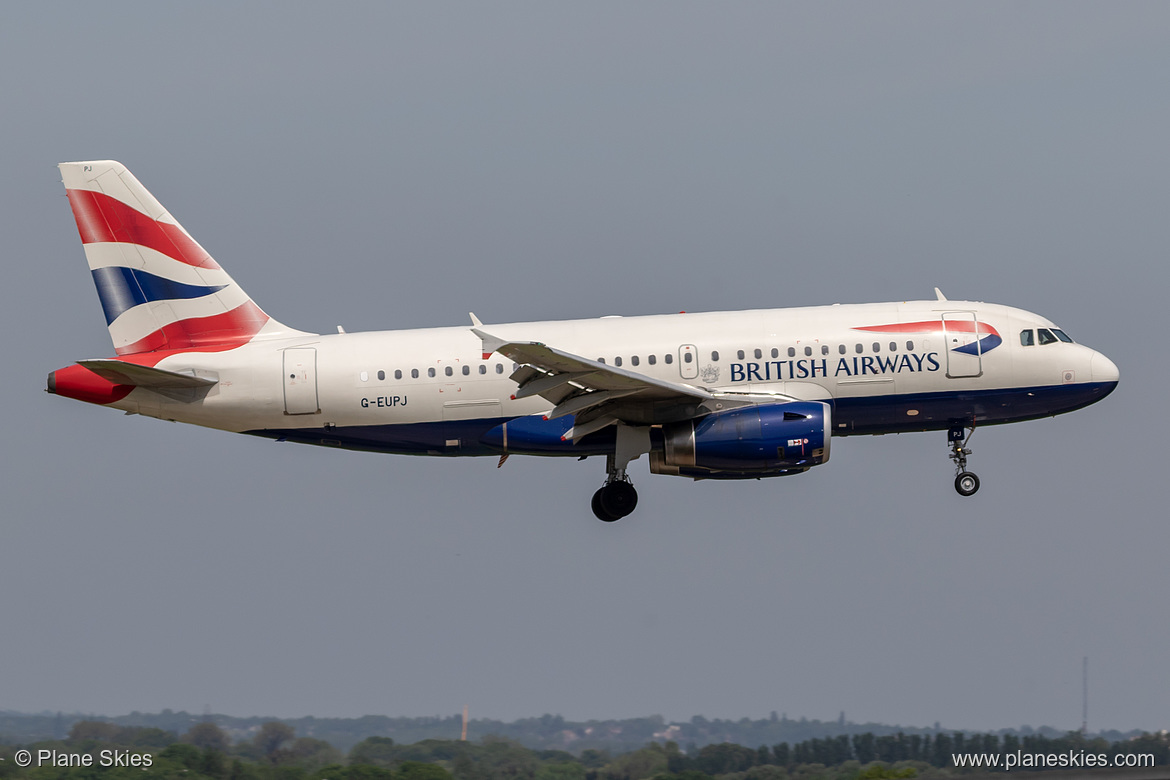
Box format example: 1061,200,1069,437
60,161,302,356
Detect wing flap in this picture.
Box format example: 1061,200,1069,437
513,370,592,401
549,389,642,420
563,414,619,441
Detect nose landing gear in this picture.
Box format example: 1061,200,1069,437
948,426,980,497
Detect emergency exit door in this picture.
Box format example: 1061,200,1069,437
283,348,319,414
678,344,698,379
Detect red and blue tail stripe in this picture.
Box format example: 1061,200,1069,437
91,266,227,325
59,160,300,358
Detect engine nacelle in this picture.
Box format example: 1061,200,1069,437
650,401,831,479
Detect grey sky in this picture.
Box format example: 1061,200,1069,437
3,2,1166,734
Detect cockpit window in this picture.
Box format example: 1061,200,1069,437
1037,328,1058,345
1052,329,1073,343
1020,329,1034,346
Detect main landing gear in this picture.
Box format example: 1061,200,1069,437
591,425,650,522
592,475,638,522
948,426,980,497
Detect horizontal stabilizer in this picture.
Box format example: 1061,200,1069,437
76,359,218,388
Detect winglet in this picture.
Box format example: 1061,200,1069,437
471,327,507,360
934,287,948,301
469,312,484,328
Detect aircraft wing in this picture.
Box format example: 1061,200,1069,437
473,328,743,440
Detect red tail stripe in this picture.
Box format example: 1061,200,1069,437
114,300,270,357
66,189,221,270
51,364,133,405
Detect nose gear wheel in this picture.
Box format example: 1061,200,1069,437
948,426,980,497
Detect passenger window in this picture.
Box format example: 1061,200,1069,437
821,345,829,355
872,342,880,352
889,342,897,352
1038,328,1057,345
395,369,402,380
787,347,796,358
711,351,719,361
1020,329,1035,346
411,369,419,379
478,365,486,374
906,341,914,351
839,344,846,355
615,356,623,367
598,357,606,364
804,346,812,357
683,352,692,364
754,348,762,359
631,356,639,366
737,350,745,360
462,365,470,375
665,353,673,364
445,366,453,376
377,370,385,381
1053,329,1073,343
427,368,436,378
771,348,779,359
496,364,504,374
648,354,656,365
855,343,863,353
360,371,368,382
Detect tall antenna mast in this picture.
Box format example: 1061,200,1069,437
462,704,469,741
1082,656,1088,736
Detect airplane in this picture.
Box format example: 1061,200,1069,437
47,160,1119,521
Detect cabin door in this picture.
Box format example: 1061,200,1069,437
283,348,320,414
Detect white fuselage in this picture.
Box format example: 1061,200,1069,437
111,299,1117,457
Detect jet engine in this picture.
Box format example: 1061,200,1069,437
649,401,831,479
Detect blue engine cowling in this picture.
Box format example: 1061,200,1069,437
649,401,831,479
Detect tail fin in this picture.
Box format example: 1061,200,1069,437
59,160,306,355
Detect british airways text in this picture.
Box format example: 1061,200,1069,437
729,353,941,382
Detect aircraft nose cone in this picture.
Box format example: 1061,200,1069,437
1091,352,1119,384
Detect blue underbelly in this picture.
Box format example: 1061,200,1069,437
243,381,1117,454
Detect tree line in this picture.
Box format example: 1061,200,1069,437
4,711,1151,756
0,720,1164,780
